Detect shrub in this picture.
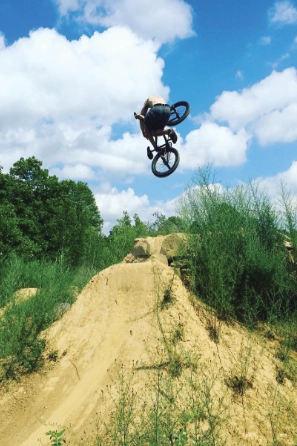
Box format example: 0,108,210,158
178,167,297,326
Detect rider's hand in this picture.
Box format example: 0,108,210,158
134,112,144,121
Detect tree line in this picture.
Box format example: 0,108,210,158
0,157,181,270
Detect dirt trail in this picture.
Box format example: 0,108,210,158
1,261,169,445
1,256,297,445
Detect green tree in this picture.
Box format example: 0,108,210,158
47,179,103,266
0,157,103,266
106,212,149,264
147,212,185,235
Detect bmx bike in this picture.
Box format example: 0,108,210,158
149,101,190,178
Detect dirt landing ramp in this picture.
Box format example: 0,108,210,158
1,256,297,445
0,261,172,446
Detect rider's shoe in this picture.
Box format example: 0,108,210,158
168,129,177,143
147,146,153,160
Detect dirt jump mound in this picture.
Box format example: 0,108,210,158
0,235,297,445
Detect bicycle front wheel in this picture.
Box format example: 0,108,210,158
167,101,190,126
151,148,180,178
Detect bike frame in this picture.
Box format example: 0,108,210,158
152,134,172,154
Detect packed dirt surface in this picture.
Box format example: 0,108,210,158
1,237,297,445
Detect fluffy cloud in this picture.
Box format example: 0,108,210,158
51,163,97,180
95,186,178,233
280,161,297,190
0,27,165,127
0,26,168,174
254,103,297,145
55,0,194,44
255,161,297,202
179,122,250,169
210,68,297,146
269,1,297,24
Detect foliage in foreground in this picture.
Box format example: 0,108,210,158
95,363,226,446
46,429,66,446
0,256,96,381
178,167,297,326
0,209,181,382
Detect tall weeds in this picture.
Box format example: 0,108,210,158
178,167,297,326
0,255,96,380
96,364,227,446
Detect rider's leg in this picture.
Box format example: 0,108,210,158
134,113,157,148
151,128,177,143
146,130,157,149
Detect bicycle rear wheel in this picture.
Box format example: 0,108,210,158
151,148,180,178
167,101,190,126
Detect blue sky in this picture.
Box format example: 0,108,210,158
0,0,297,232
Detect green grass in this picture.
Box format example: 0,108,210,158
178,167,297,328
95,364,227,446
46,428,66,446
1,166,297,444
0,255,96,381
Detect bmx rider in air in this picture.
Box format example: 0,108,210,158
134,95,177,159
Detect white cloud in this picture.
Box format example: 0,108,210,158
56,0,80,15
95,187,150,220
254,102,297,144
180,122,250,168
0,26,169,175
0,27,166,128
280,161,297,190
255,161,297,202
55,0,194,45
269,1,297,24
95,186,179,233
0,33,5,50
51,163,97,180
210,68,297,146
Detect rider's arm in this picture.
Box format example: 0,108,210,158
140,99,149,116
137,99,150,138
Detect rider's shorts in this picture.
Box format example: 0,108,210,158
144,104,171,131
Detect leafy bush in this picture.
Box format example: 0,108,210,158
178,167,297,325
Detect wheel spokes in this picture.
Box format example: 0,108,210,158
171,105,184,121
157,152,174,172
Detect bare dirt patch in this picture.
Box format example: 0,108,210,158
0,257,296,445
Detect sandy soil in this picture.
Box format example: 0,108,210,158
0,257,297,445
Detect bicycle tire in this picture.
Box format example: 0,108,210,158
167,101,190,126
151,148,180,178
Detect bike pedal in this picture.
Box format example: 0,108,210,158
147,147,153,160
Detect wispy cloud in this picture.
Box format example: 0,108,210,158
271,52,289,68
236,70,244,80
55,0,195,45
260,36,271,45
269,1,297,24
